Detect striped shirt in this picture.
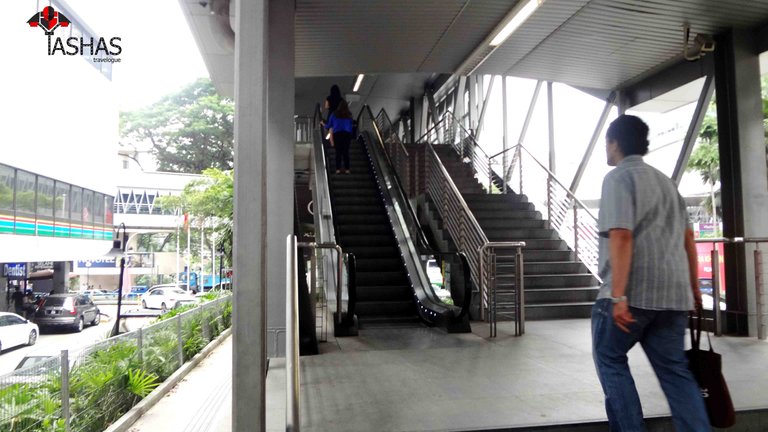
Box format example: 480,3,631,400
596,155,693,310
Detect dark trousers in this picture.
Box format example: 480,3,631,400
334,131,352,171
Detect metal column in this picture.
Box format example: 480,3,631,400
547,81,556,174
570,92,616,193
502,76,509,185
672,74,715,185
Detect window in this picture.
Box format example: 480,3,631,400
6,315,25,325
15,171,36,216
0,165,14,213
69,187,82,222
36,177,54,218
0,316,8,327
105,195,114,224
151,290,163,296
54,182,70,221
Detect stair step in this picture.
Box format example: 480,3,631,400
472,209,541,220
479,219,548,229
496,261,588,275
484,228,557,240
467,201,534,211
524,287,599,303
463,193,528,203
495,274,597,288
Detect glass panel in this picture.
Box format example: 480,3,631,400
93,192,105,239
36,177,54,237
70,186,82,238
0,165,14,234
105,195,114,225
54,182,70,237
15,171,36,235
82,190,93,239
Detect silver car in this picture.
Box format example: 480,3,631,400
34,294,100,332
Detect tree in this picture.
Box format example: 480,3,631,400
687,112,720,227
156,168,233,267
120,78,234,174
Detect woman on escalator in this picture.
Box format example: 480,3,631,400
326,100,354,174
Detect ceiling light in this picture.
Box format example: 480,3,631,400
490,0,543,47
353,74,364,92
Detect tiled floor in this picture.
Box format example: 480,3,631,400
130,319,768,432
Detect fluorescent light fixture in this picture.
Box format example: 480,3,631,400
489,0,543,47
353,74,364,92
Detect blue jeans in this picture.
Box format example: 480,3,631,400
591,299,710,431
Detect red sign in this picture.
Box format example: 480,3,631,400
695,242,726,294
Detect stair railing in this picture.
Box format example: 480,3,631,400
374,109,412,196
309,103,357,335
425,144,525,335
419,112,495,193
491,145,600,278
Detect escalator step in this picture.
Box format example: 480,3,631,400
356,285,412,302
335,196,382,205
356,300,416,317
354,258,403,271
334,205,385,215
337,234,395,247
337,224,393,236
345,246,400,258
356,270,409,287
336,214,388,224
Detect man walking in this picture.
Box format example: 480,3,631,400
592,115,709,431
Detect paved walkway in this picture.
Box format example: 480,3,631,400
126,319,768,431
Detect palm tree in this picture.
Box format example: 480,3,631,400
687,113,720,232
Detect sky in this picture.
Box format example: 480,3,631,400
68,0,210,111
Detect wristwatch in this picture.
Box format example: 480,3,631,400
610,295,627,304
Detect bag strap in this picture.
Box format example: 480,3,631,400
688,311,701,350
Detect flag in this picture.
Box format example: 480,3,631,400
183,212,189,230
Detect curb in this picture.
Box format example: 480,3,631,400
104,327,233,432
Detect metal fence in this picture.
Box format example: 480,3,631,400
0,294,232,432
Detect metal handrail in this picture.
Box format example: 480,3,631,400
480,242,526,337
694,236,768,339
285,235,300,432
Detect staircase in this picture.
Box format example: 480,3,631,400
429,145,598,320
327,139,420,326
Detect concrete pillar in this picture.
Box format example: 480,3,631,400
714,29,767,336
266,0,295,358
52,261,70,293
233,0,268,430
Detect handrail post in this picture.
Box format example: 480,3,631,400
518,146,523,196
546,174,553,222
516,246,525,336
573,206,579,262
755,247,766,340
488,158,493,193
712,248,722,336
286,235,300,432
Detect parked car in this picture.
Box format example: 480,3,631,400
140,286,196,312
34,294,101,332
81,289,110,299
14,347,62,371
0,312,39,352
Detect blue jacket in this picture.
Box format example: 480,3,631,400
327,113,354,134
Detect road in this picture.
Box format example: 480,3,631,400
0,304,159,375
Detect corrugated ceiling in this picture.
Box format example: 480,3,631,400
181,0,768,101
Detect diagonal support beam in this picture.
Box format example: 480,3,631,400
476,75,496,141
517,80,542,146
672,74,716,185
570,91,616,192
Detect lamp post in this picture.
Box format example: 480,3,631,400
107,223,128,337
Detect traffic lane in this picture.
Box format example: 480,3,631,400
0,304,160,375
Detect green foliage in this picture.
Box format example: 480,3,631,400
0,297,232,432
126,370,159,398
155,303,198,322
155,168,234,266
120,78,234,174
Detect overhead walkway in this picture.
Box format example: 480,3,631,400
125,320,768,432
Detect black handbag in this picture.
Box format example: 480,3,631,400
686,312,736,428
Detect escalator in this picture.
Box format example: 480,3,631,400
326,140,419,326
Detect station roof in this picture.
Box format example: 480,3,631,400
180,0,768,112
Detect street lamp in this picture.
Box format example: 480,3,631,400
107,223,128,337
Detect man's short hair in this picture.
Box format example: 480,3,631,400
606,114,650,156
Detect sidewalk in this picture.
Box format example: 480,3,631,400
128,336,233,432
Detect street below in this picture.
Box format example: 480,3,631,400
0,303,161,374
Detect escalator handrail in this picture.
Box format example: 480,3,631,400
357,105,472,320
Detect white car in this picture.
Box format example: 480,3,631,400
0,312,39,353
140,287,197,312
